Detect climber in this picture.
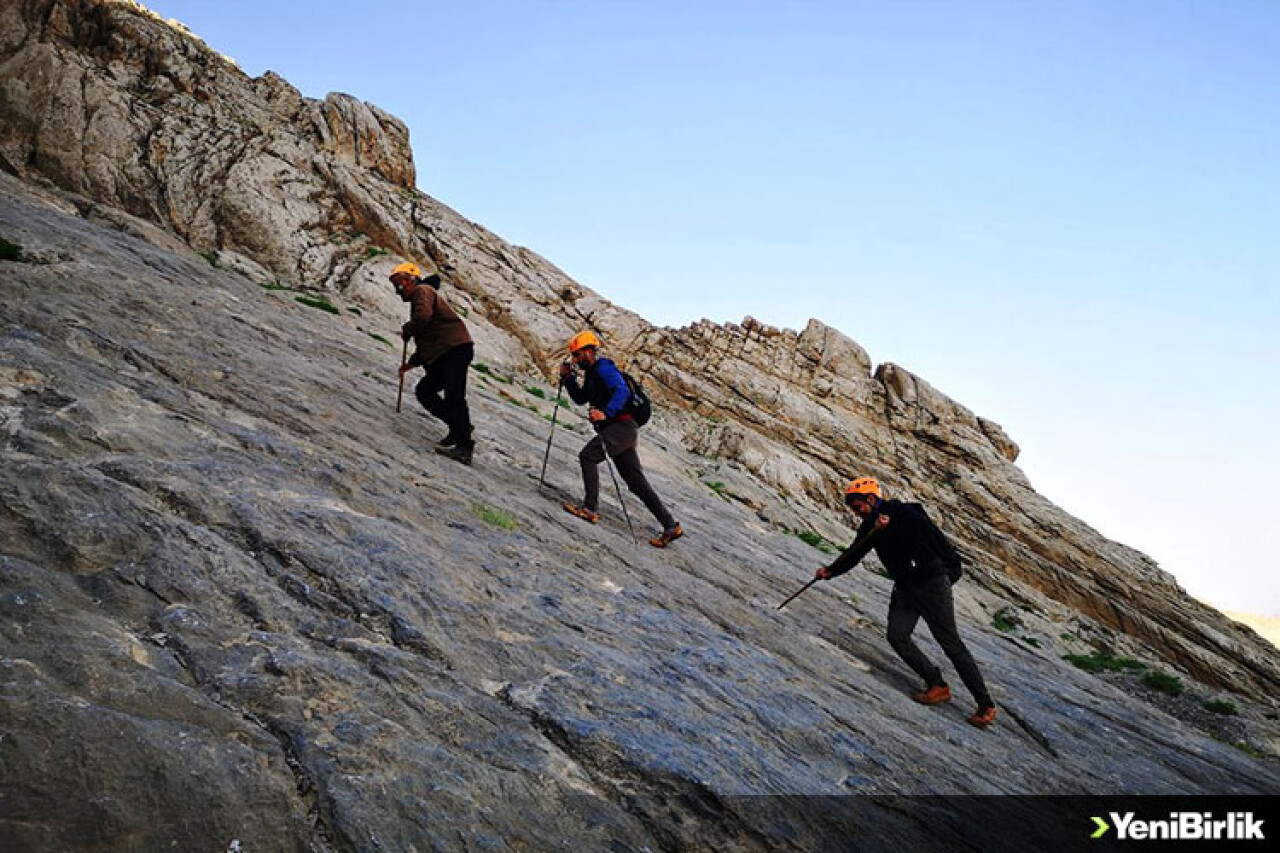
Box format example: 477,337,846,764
391,261,476,465
814,477,998,728
558,331,683,547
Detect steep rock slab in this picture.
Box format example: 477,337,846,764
0,0,1276,704
3,162,1279,851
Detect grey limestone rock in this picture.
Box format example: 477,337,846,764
1,2,1277,849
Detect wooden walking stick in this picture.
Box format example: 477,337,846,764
396,339,409,413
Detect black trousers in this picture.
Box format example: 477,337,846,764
414,343,474,445
887,573,993,707
579,420,675,529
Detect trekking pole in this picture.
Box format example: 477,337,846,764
538,379,564,489
777,578,818,611
604,454,638,546
395,339,409,413
776,524,881,611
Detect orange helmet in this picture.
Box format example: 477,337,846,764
844,477,882,503
568,331,602,353
390,261,421,279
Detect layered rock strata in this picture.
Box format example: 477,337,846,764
2,2,1279,847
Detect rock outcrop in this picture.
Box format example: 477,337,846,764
1,1,1277,849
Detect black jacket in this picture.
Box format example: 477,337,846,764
826,498,960,585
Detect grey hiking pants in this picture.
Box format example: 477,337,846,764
579,420,675,529
887,573,993,708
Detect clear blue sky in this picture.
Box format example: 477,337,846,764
144,1,1279,615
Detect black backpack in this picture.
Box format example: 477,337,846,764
915,503,964,584
931,517,962,584
620,371,652,426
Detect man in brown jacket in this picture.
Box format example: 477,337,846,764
391,262,476,465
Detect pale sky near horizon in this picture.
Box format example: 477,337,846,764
142,1,1279,615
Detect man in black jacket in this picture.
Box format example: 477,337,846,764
815,477,997,728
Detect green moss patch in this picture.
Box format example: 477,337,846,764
1063,651,1147,673
473,503,517,531
1142,670,1184,695
295,295,340,315
794,529,838,555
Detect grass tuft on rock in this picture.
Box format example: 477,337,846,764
1,236,23,262
1203,699,1237,716
1212,735,1267,759
1142,670,1184,695
795,529,837,555
473,503,517,531
991,607,1021,632
295,295,340,315
1063,651,1147,673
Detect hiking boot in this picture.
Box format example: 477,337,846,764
437,427,472,449
563,502,599,523
912,684,952,705
435,443,473,465
649,523,683,548
968,705,998,728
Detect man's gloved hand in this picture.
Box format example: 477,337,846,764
814,566,833,581
401,323,412,342
559,361,574,380
588,407,606,423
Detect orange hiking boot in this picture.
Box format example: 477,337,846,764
649,523,683,548
968,705,998,728
912,685,952,705
562,502,599,523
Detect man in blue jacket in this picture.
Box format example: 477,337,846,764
816,477,997,728
559,331,683,547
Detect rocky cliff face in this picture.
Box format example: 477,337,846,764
1,1,1277,850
